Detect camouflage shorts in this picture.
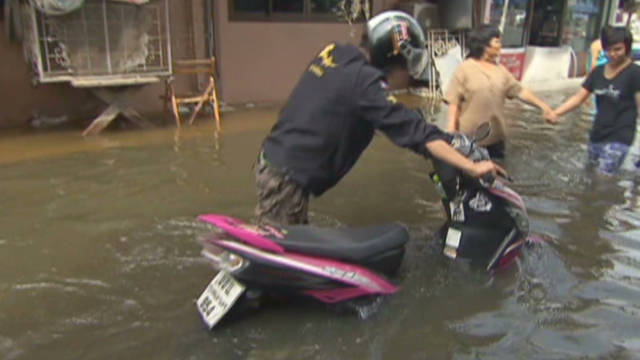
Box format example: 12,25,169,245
254,156,309,226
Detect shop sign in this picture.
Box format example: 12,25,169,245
500,47,526,80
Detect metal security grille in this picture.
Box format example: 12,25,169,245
425,29,466,98
24,0,172,86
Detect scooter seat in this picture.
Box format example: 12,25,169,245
271,222,409,265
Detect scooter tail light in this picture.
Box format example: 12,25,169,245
201,243,247,273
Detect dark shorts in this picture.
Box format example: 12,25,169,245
587,142,630,175
254,155,309,226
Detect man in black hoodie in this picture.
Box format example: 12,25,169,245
256,11,505,226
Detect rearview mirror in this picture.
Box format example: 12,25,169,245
472,122,491,143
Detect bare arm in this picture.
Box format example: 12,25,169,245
447,103,460,132
518,88,552,113
590,51,599,72
554,88,592,118
426,139,507,178
445,66,464,132
590,41,601,72
636,93,640,127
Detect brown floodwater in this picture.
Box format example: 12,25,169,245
2,94,640,359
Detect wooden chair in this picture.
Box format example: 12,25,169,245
165,57,221,130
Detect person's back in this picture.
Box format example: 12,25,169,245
263,43,376,197
263,42,440,197
255,11,505,226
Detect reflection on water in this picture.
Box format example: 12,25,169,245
2,95,640,359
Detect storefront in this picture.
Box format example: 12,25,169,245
481,0,607,79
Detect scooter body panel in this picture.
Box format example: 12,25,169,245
199,215,404,304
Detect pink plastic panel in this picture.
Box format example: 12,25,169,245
304,287,374,303
213,240,398,298
285,252,398,294
199,214,285,253
488,185,527,212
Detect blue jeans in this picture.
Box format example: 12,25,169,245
587,142,630,175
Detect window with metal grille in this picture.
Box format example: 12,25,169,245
23,0,172,87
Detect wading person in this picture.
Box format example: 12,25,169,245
446,24,554,159
547,26,640,175
255,11,506,226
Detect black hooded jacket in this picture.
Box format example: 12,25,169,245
262,43,450,196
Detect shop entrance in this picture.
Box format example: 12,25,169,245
528,0,566,46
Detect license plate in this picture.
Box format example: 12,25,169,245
196,271,245,329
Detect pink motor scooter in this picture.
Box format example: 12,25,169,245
195,214,408,329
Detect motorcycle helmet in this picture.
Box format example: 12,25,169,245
366,10,430,81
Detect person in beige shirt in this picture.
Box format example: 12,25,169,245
446,25,554,159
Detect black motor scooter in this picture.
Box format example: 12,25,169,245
430,124,529,271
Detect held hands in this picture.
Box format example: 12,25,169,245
542,106,559,124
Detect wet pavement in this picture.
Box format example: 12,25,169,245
1,93,640,359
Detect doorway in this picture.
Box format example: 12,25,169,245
528,0,566,46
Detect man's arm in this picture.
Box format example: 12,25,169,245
517,88,554,120
445,66,464,133
636,92,640,127
357,67,504,179
425,139,506,178
590,40,601,72
447,103,460,132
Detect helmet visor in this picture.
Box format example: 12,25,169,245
400,43,430,81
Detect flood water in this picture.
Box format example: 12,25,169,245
2,94,640,359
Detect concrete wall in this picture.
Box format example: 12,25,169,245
212,1,376,104
0,20,98,127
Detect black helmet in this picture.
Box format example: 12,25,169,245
366,11,430,81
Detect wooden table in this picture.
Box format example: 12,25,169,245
73,77,159,136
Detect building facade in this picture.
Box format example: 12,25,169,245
0,0,396,128
1,0,633,128
0,0,206,127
